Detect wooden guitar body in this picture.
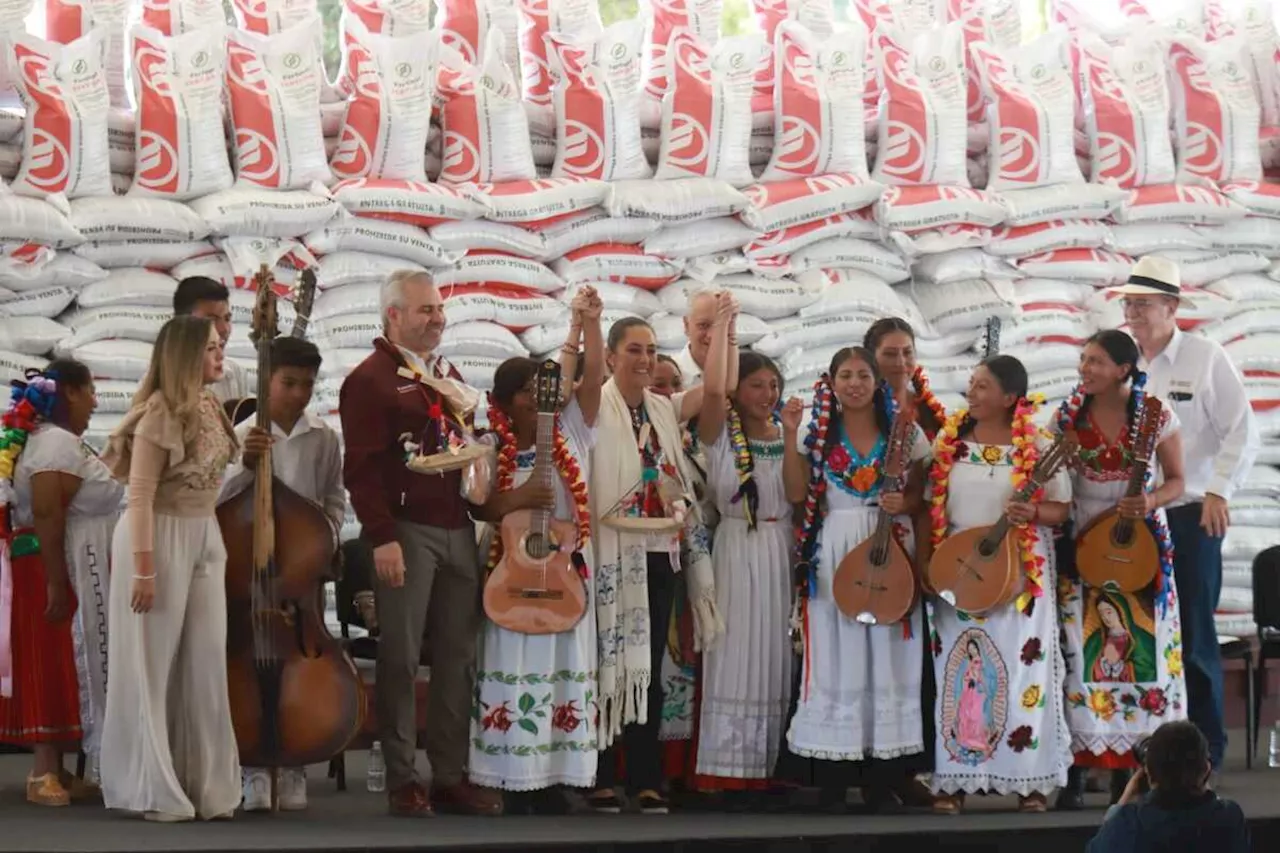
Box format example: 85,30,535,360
483,510,588,635
833,536,918,625
1075,509,1160,593
927,526,1022,616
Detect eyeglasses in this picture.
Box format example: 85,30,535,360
1120,298,1160,314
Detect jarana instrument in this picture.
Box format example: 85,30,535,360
832,412,918,625
225,267,317,426
927,432,1077,615
218,266,365,809
482,360,589,634
1074,395,1164,593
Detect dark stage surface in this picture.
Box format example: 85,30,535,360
0,732,1276,853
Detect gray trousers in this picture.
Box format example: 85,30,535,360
374,521,480,790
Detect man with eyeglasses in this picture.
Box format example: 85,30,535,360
1108,257,1260,773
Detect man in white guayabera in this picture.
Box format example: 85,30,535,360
1108,256,1260,773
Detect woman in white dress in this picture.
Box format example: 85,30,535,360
468,288,604,812
692,294,799,802
778,346,931,811
1050,330,1187,810
925,355,1073,814
100,315,240,822
0,360,120,805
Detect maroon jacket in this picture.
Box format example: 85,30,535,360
339,338,473,547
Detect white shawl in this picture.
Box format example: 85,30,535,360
592,380,723,745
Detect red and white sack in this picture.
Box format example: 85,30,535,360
886,223,991,256
232,0,318,33
0,1,34,98
1167,35,1262,185
742,210,879,259
947,0,1023,124
661,271,824,320
901,276,1016,335
1193,216,1280,253
341,0,432,36
460,177,605,223
0,284,78,318
1013,277,1098,308
748,0,838,124
740,173,884,233
57,305,172,350
1228,1,1280,129
769,237,910,282
432,252,564,292
128,25,232,200
72,238,212,269
0,316,70,355
1076,32,1176,188
306,219,460,268
640,0,724,115
1107,222,1209,255
853,0,948,120
441,283,566,330
140,0,227,34
331,18,434,182
438,0,520,73
986,220,1111,257
643,218,759,259
315,250,422,289
1113,183,1246,225
0,245,104,291
654,30,761,187
0,108,22,142
332,178,489,226
439,321,529,359
604,177,749,224
8,31,113,199
1014,247,1133,285
761,20,868,182
873,184,1006,231
546,19,650,182
552,243,684,290
564,280,662,316
226,19,330,190
998,183,1126,226
998,303,1095,347
0,195,84,248
75,269,179,308
532,208,663,257
190,186,341,238
517,0,602,136
172,241,313,293
430,220,549,259
1155,250,1269,287
1220,180,1280,218
684,250,751,281
797,268,905,318
871,23,969,187
970,31,1083,192
45,0,129,109
913,248,1016,284
437,30,537,185
68,196,209,242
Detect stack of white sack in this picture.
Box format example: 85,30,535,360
1218,466,1280,638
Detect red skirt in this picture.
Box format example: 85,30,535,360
0,538,82,745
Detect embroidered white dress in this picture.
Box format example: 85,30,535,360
929,437,1073,797
13,426,122,783
695,429,792,779
1057,407,1187,762
786,420,931,763
469,400,599,791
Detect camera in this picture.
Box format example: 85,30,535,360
1133,737,1151,766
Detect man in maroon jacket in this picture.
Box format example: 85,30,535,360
338,270,501,818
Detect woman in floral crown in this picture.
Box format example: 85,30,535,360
777,346,932,812
0,360,119,806
690,294,801,804
864,318,949,442
1050,330,1186,811
466,287,604,812
925,355,1073,814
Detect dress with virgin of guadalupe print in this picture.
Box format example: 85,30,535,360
929,437,1073,798
1055,406,1186,768
469,399,599,791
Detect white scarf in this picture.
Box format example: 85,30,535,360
591,380,723,746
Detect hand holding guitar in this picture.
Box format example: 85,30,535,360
880,491,906,515
241,426,275,468
1005,500,1037,525
513,478,556,510
1117,493,1154,519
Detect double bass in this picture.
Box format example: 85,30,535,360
224,268,317,426
1074,395,1164,593
218,266,365,809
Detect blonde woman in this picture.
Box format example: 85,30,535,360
100,316,240,822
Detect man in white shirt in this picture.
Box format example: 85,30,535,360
1110,257,1261,771
173,276,250,405
217,336,347,812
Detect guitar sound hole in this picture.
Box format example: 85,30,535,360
1111,526,1134,548
976,541,997,558
525,534,550,560
869,547,887,567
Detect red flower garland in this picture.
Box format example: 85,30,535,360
483,400,592,573
911,365,948,436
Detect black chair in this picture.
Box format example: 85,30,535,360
1251,545,1280,765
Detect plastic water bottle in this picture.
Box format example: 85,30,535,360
1269,724,1280,769
367,741,386,792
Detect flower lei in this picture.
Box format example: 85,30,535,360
929,394,1047,616
726,400,777,531
1055,376,1176,614
482,397,591,575
0,371,58,538
911,365,948,438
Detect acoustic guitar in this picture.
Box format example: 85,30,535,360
927,432,1077,615
832,412,918,625
1074,395,1163,593
224,268,318,427
482,360,589,635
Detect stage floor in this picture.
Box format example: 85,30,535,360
1,731,1276,853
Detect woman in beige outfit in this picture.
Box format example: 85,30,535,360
100,315,240,822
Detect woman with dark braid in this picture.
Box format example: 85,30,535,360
864,318,949,442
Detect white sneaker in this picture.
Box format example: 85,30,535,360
242,768,271,812
278,768,307,812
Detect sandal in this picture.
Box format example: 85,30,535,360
1019,793,1048,813
25,773,69,807
932,792,964,815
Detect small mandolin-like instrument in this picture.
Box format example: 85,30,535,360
832,412,918,625
927,431,1077,615
1074,395,1164,593
482,360,589,634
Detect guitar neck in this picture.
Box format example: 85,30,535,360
1122,459,1150,499
870,473,902,551
529,411,556,530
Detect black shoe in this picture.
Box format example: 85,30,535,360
1109,769,1133,805
636,789,669,815
586,789,623,814
1056,766,1086,811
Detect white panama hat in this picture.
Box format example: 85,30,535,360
1108,256,1195,307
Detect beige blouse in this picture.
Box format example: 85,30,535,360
103,390,237,554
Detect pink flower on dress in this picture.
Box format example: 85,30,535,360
827,444,851,474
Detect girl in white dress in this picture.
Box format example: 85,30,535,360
925,355,1073,814
1051,330,1188,809
100,316,240,822
0,360,121,805
468,288,604,812
779,346,931,810
693,293,799,799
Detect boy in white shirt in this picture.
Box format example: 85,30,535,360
217,336,346,811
